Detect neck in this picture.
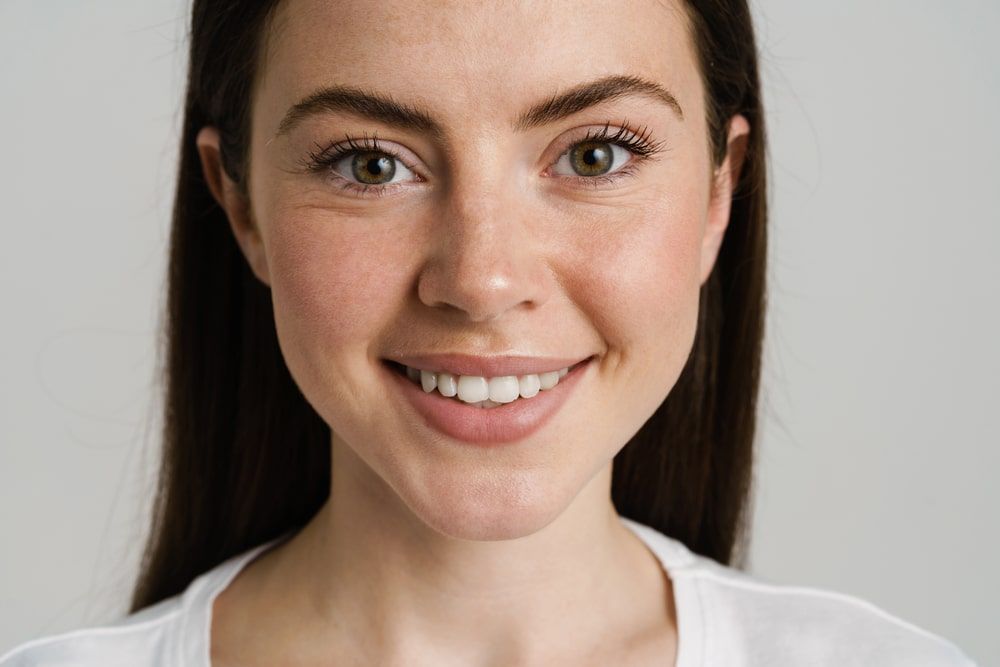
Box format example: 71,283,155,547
229,438,675,665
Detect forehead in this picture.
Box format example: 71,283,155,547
256,0,702,131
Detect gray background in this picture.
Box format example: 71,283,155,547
1,1,996,664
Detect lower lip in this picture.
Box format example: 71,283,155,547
381,358,593,445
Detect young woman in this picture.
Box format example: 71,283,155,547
1,1,976,665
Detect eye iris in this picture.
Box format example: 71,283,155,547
351,152,396,184
570,141,613,176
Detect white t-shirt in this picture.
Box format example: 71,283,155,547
0,516,977,666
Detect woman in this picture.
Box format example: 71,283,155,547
1,0,976,665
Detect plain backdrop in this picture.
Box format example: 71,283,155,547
1,1,996,664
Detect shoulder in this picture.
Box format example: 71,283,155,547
0,596,185,667
620,518,976,666
0,531,295,667
683,556,976,666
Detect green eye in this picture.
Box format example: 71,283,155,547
351,152,397,184
569,141,614,176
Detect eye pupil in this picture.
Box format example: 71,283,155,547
570,141,613,176
352,152,396,184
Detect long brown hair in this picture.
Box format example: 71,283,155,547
130,0,767,613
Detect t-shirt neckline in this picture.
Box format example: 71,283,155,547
178,515,704,667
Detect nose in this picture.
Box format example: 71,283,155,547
416,181,551,323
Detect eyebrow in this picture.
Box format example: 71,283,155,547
514,74,684,130
276,86,442,137
275,74,683,138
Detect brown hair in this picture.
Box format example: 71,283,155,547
129,0,767,612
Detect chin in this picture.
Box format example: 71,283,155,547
398,466,576,542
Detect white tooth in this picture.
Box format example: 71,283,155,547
538,371,560,390
437,372,458,397
420,369,437,393
456,375,489,403
406,365,420,382
518,374,541,398
558,366,569,378
488,376,519,403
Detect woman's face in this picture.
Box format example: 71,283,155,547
216,0,743,539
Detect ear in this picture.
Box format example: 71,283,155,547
195,127,271,286
700,114,751,285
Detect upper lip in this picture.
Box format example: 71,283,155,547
383,353,592,378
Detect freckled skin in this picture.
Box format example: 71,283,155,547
251,0,718,536
200,0,748,664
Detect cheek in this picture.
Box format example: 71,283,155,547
269,224,390,341
576,194,703,343
565,188,705,408
262,207,413,413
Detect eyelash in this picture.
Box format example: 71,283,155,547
557,122,665,188
301,133,402,197
300,122,665,197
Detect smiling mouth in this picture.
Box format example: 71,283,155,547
380,353,593,444
382,359,585,376
382,357,592,408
